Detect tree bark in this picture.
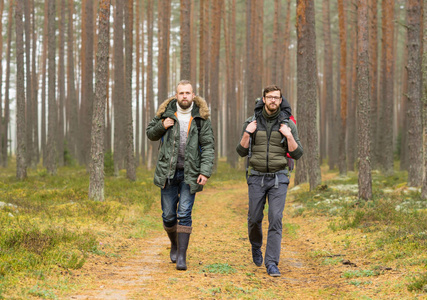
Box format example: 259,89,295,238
113,0,125,174
89,0,111,201
146,0,155,170
46,0,57,175
125,0,136,181
15,0,27,179
305,0,321,189
180,0,191,80
41,0,48,166
58,0,66,166
406,0,423,186
357,0,372,200
67,0,78,161
421,0,427,198
378,0,395,175
3,0,13,167
295,0,308,185
338,0,348,175
24,0,33,167
0,0,4,166
322,0,335,170
31,0,39,165
157,0,171,104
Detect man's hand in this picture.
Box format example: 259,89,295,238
279,124,292,138
245,121,257,134
197,174,208,185
163,117,175,129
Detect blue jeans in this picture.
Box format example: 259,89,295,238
161,169,196,227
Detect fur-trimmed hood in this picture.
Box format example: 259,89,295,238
156,96,210,120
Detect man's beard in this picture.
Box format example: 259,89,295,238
178,99,192,109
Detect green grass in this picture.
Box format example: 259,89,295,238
0,159,159,298
202,263,236,274
290,163,427,293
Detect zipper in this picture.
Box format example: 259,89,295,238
166,114,178,183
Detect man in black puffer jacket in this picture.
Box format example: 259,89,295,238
236,85,303,277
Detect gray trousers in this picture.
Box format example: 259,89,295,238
247,173,289,267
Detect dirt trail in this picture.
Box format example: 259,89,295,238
68,183,371,299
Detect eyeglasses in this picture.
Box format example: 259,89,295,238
265,96,281,101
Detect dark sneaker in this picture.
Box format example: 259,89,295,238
267,264,281,277
251,247,263,267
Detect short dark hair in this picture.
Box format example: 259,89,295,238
263,85,282,98
176,80,193,93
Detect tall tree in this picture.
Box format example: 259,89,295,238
67,0,78,160
406,0,423,186
24,0,33,167
3,0,13,167
89,0,111,201
146,0,155,169
337,0,348,175
180,0,191,80
31,0,39,164
305,0,321,189
135,0,141,166
46,0,57,175
421,0,427,199
295,0,308,185
58,0,66,166
369,0,379,168
41,0,48,166
80,0,94,166
15,0,27,179
322,0,335,170
378,0,395,174
113,0,125,174
158,0,171,103
0,0,4,166
125,0,136,181
209,0,222,163
357,0,372,200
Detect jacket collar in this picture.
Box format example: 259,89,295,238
156,96,210,120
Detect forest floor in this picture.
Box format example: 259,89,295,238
66,176,421,300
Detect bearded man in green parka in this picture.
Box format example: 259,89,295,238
146,80,215,271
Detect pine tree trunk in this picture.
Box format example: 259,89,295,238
283,0,292,100
357,0,372,200
146,0,154,170
3,1,13,167
89,0,111,201
80,0,94,167
347,22,358,172
406,0,423,186
113,0,125,174
67,0,78,161
369,0,379,169
338,0,348,175
295,0,308,186
0,0,3,166
209,0,222,165
58,0,66,166
157,0,171,104
421,0,427,199
135,0,140,167
125,0,136,181
15,0,27,179
31,0,39,165
24,0,33,168
322,0,335,170
378,0,395,175
306,0,321,189
41,0,48,166
139,0,145,165
46,0,57,175
180,0,191,80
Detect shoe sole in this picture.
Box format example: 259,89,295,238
268,273,281,277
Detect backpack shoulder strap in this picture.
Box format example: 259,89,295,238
195,118,202,134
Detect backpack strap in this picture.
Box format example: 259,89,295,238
195,118,202,153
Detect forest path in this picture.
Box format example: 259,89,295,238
68,182,364,299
